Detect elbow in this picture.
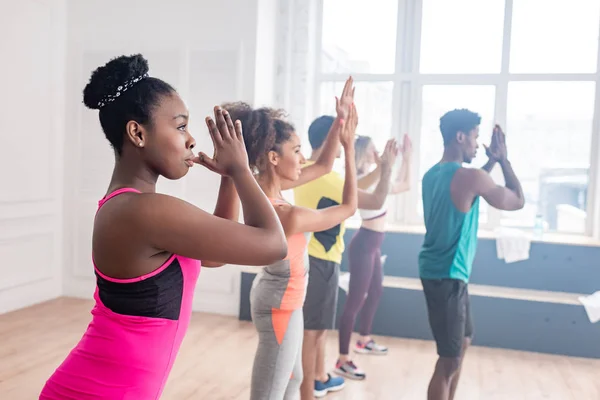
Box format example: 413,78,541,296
202,261,226,268
316,161,334,175
502,197,525,211
348,202,358,217
264,234,288,264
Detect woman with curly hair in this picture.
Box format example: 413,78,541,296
224,77,358,400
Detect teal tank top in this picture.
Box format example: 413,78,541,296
418,162,479,282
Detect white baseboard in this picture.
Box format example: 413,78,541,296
193,291,240,316
0,277,62,314
62,276,95,299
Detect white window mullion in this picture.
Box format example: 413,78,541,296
485,0,514,231
404,82,424,226
317,73,398,82
399,0,423,226
390,1,407,224
312,0,324,121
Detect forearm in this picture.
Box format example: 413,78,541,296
357,166,381,189
361,168,392,209
231,169,281,230
213,177,239,221
499,159,524,202
482,158,497,173
341,146,358,211
315,118,342,169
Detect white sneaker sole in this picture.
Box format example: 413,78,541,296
314,382,346,398
334,368,366,381
354,347,388,355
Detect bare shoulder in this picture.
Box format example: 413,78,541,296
450,168,487,212
97,192,212,239
272,202,315,237
454,167,488,190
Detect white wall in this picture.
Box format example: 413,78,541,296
0,0,67,314
254,0,278,107
62,0,272,316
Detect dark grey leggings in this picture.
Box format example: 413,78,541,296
338,227,385,355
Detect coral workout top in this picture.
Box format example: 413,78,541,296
251,198,309,311
40,188,201,400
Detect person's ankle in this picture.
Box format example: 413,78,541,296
316,373,329,383
338,354,350,364
359,335,371,343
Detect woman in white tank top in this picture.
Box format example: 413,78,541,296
334,134,412,381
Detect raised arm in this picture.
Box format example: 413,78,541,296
481,158,496,173
213,177,239,221
201,177,240,267
281,76,355,190
358,139,398,209
134,107,287,266
472,125,524,211
358,165,381,190
277,103,359,236
481,129,498,173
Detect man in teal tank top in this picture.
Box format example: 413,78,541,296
419,109,525,400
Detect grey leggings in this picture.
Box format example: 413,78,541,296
250,305,303,400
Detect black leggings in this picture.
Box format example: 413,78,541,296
338,227,385,355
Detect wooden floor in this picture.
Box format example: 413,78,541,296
1,298,599,399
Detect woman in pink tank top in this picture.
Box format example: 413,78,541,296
39,54,287,400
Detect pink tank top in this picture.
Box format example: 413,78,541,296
40,188,201,400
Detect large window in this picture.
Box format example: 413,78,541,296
315,0,600,237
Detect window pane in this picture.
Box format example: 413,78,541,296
418,85,496,222
502,82,595,234
321,0,398,74
319,81,394,153
510,0,600,73
420,0,505,73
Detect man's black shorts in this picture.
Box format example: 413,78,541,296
421,278,473,358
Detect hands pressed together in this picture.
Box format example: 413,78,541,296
484,124,508,163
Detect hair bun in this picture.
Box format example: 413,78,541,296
83,54,149,110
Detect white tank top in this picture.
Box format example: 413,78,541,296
358,176,387,221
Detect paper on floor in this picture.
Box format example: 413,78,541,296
495,227,531,263
579,291,600,323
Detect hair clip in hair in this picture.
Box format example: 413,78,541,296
97,73,149,109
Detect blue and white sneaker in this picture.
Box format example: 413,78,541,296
314,373,345,398
334,360,366,380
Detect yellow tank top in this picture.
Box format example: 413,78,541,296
293,162,345,264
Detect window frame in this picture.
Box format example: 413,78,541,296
313,0,600,238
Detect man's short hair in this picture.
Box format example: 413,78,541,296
440,109,481,144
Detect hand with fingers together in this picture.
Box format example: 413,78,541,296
339,103,359,150
399,134,412,159
380,138,399,175
483,124,508,163
335,76,355,122
193,106,249,178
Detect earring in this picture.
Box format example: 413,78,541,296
138,142,144,147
